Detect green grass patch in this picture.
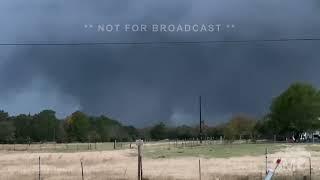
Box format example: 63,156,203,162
143,143,286,159
0,142,130,153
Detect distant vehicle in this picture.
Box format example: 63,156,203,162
299,131,320,142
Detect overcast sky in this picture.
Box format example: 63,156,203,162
0,0,320,127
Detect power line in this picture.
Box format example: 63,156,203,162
0,37,319,46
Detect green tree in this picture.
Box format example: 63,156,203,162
150,122,167,140
12,114,33,143
90,115,123,141
32,110,58,141
0,110,15,143
65,111,90,142
206,124,225,138
255,115,276,139
270,82,320,136
55,120,67,143
168,125,197,139
0,121,15,143
123,125,139,141
224,114,256,140
0,110,9,121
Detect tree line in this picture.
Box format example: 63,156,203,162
146,82,320,142
1,82,320,143
0,110,139,143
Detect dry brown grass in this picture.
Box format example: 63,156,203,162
0,143,319,180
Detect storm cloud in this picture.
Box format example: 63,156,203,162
0,0,320,126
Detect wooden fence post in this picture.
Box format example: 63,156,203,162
199,159,202,180
309,156,312,180
136,139,144,180
265,147,268,175
81,160,84,180
38,156,41,180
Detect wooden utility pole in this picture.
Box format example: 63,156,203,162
53,127,56,142
136,140,143,180
199,96,203,144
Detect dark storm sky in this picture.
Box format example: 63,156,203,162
0,0,320,126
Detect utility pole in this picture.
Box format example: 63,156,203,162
199,96,203,144
53,127,56,142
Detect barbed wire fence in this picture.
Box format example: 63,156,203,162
0,139,319,180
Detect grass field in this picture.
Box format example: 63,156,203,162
144,142,286,158
0,141,320,179
0,142,130,152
